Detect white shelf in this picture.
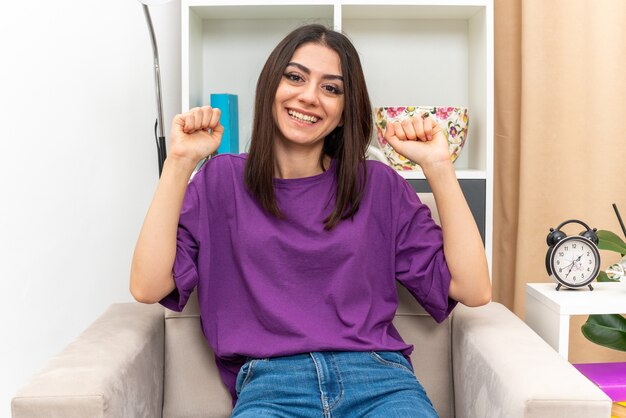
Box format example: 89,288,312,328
181,0,493,272
182,0,492,169
188,4,334,20
399,169,486,180
340,3,485,20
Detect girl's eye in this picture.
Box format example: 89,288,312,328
284,72,303,82
323,84,343,95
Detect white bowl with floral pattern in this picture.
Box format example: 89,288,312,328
374,106,469,171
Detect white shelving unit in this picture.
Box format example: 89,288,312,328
181,0,494,270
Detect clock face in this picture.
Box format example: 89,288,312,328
550,236,600,287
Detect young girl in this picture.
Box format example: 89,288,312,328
130,24,490,417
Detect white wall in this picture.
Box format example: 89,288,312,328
0,1,181,416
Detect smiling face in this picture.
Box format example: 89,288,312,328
272,42,345,154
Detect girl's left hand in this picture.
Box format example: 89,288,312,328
383,114,451,171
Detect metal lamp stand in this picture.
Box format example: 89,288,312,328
139,1,170,177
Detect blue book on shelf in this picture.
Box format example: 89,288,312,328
210,93,239,154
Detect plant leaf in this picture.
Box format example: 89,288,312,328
596,270,621,282
597,230,626,255
581,314,626,352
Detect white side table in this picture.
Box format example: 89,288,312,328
525,282,626,359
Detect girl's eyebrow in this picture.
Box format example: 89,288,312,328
287,62,343,81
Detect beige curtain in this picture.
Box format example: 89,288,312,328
494,0,626,363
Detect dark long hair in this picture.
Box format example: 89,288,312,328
245,24,372,230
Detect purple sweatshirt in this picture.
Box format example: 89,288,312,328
160,154,456,404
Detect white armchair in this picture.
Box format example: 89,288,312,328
12,193,611,417
11,294,611,417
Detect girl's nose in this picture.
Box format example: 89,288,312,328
298,83,319,105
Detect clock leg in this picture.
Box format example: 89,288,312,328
588,284,594,291
556,283,562,291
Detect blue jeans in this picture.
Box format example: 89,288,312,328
231,351,439,417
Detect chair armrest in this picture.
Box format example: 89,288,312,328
451,302,611,418
12,302,165,418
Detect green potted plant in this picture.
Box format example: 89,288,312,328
581,230,626,350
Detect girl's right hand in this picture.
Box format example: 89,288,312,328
168,106,224,166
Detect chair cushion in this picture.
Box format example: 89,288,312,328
395,285,453,418
162,284,453,418
163,313,232,418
